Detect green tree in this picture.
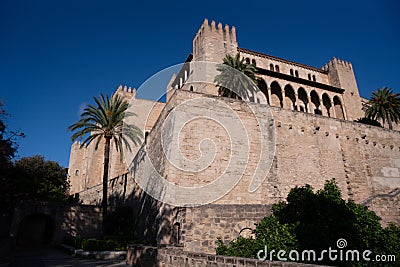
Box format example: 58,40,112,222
214,53,257,99
216,215,297,260
68,94,142,227
12,155,69,202
0,102,24,211
365,87,400,130
217,179,400,266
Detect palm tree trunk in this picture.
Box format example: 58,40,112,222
388,115,393,130
102,137,111,236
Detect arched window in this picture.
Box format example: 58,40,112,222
257,79,269,105
270,81,283,108
284,84,296,110
333,96,345,119
245,58,250,64
290,69,294,76
322,93,332,117
295,70,299,77
298,87,308,112
310,90,321,115
275,65,280,73
312,75,316,82
189,86,193,92
270,64,274,71
308,74,311,80
75,170,79,176
251,59,256,66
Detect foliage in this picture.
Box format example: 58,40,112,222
216,215,297,260
214,53,257,99
0,103,16,169
68,94,142,160
364,87,400,130
0,102,25,211
354,117,382,127
63,236,129,251
82,239,126,251
216,179,400,266
12,155,70,202
68,93,143,225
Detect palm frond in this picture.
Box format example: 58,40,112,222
214,53,257,100
365,87,400,130
68,93,143,157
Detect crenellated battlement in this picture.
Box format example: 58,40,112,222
116,84,136,100
117,84,136,94
192,18,238,62
322,57,353,71
194,18,237,42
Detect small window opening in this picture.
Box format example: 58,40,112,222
270,64,274,71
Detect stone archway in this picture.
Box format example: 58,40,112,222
270,81,283,108
17,214,55,248
257,79,269,105
310,90,321,115
298,87,309,112
334,96,345,119
322,93,332,117
284,84,296,110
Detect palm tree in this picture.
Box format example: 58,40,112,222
365,87,400,130
68,94,142,228
214,53,257,100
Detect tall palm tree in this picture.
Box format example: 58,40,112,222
214,53,257,100
68,94,142,227
365,87,400,130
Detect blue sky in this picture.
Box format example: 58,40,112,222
0,0,399,167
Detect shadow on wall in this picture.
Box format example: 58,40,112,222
63,205,103,239
107,184,176,245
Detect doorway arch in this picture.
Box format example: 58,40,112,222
17,214,55,248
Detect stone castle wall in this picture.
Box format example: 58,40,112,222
75,89,399,254
146,90,399,207
126,245,330,267
10,202,103,245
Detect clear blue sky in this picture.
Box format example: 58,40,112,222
1,0,399,167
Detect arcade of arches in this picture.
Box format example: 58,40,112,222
257,79,345,119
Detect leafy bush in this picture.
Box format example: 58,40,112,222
63,236,129,251
216,215,297,260
216,179,400,266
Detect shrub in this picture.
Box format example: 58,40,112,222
63,236,129,251
216,179,400,266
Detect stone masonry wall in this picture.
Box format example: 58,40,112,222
152,90,399,209
10,202,103,245
126,245,331,267
75,89,399,255
180,204,272,253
